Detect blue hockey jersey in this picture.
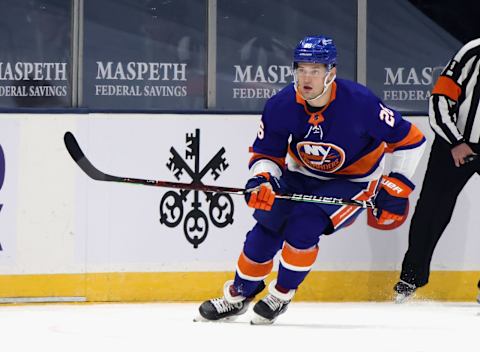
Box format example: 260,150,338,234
250,79,426,181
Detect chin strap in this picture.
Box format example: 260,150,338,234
294,70,336,103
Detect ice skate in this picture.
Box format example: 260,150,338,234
251,280,294,325
194,280,264,322
394,280,417,303
194,298,248,322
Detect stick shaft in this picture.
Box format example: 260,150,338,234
64,132,374,208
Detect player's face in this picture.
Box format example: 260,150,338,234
295,63,331,100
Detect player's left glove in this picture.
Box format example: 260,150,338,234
244,172,281,211
374,172,414,225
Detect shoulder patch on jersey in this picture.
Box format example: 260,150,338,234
297,141,345,173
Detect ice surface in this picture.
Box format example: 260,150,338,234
0,302,478,352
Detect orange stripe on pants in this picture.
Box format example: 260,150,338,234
280,243,319,271
331,179,379,229
236,251,273,281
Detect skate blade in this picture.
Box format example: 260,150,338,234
394,293,415,304
193,315,209,322
193,314,239,323
250,312,275,325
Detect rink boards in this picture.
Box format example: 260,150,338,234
0,114,479,301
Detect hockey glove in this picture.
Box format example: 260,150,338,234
244,172,281,211
374,172,414,225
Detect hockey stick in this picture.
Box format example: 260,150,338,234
63,132,374,209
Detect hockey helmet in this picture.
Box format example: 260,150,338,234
293,35,337,70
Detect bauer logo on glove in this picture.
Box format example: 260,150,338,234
374,173,414,225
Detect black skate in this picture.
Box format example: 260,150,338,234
197,297,250,321
251,280,294,325
195,280,265,322
394,280,417,303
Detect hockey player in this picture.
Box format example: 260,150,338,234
196,35,426,324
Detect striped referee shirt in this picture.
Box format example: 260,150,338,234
429,38,480,145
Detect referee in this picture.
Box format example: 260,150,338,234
394,38,480,303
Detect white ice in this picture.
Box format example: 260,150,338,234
0,302,478,352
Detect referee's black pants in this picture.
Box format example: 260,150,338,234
400,136,480,287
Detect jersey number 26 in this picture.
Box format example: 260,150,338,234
379,103,395,127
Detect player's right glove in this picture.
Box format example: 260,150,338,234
244,172,281,211
374,172,414,225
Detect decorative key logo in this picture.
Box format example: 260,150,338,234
159,129,234,248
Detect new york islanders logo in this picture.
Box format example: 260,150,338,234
297,141,345,173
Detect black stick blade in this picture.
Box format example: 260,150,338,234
64,132,117,182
